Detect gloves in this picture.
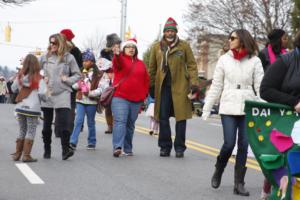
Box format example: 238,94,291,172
190,85,199,94
149,86,155,98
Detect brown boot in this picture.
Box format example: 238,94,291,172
105,108,113,134
22,139,37,162
11,138,24,161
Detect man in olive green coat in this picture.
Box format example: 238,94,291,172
149,17,199,158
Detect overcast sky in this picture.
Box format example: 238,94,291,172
0,0,189,70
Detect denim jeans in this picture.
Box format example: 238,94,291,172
70,103,97,146
219,114,248,167
111,97,141,153
159,81,186,153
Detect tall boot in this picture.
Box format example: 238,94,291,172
61,130,74,160
42,130,52,158
105,109,113,134
234,165,250,196
211,156,227,188
43,144,51,159
11,138,24,161
22,139,37,162
62,145,74,160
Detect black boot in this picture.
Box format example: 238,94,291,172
42,130,52,159
43,144,51,159
62,145,74,160
233,165,250,196
211,156,226,189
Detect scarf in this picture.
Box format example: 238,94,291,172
267,44,287,64
231,48,248,61
160,35,179,72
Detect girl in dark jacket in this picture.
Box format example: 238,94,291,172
258,28,289,199
260,31,300,200
258,29,288,72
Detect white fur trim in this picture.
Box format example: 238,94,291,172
121,40,137,50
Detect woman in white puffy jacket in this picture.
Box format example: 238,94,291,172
202,29,264,196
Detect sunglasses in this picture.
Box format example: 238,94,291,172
229,36,239,41
50,41,58,46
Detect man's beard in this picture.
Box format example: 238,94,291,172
166,37,175,42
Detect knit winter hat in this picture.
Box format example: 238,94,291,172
121,38,137,50
163,17,178,32
82,49,96,63
106,33,122,48
60,29,75,41
268,29,285,42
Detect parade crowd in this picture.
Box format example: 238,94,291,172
3,17,300,199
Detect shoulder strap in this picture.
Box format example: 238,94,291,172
114,61,137,88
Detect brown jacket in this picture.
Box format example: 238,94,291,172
149,39,198,121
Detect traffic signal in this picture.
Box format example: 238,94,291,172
4,23,11,42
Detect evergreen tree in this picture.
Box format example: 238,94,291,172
292,0,300,34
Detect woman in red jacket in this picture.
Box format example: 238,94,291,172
111,38,149,157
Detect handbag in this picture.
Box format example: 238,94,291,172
99,86,115,108
99,61,136,108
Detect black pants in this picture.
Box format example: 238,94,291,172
42,107,71,150
158,81,187,153
68,91,77,133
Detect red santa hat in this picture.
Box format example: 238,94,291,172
121,38,137,50
60,29,75,41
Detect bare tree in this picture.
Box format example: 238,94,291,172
81,31,106,57
0,0,35,6
184,0,293,41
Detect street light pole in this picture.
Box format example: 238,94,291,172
120,0,127,42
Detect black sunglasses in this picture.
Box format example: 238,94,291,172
229,36,239,41
50,41,57,45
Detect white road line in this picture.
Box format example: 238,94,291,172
15,163,44,184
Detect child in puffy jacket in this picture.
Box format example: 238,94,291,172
11,54,47,162
69,50,109,150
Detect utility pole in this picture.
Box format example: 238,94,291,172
120,0,127,42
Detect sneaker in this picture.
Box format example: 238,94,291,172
113,148,122,157
70,143,77,150
86,144,95,150
123,152,133,156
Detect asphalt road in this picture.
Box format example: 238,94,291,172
0,104,263,200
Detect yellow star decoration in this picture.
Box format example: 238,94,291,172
258,135,264,142
248,121,255,128
265,120,272,127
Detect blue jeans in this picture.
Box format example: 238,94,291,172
111,97,141,153
70,103,97,146
219,115,248,167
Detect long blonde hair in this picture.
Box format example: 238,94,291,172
47,33,68,62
